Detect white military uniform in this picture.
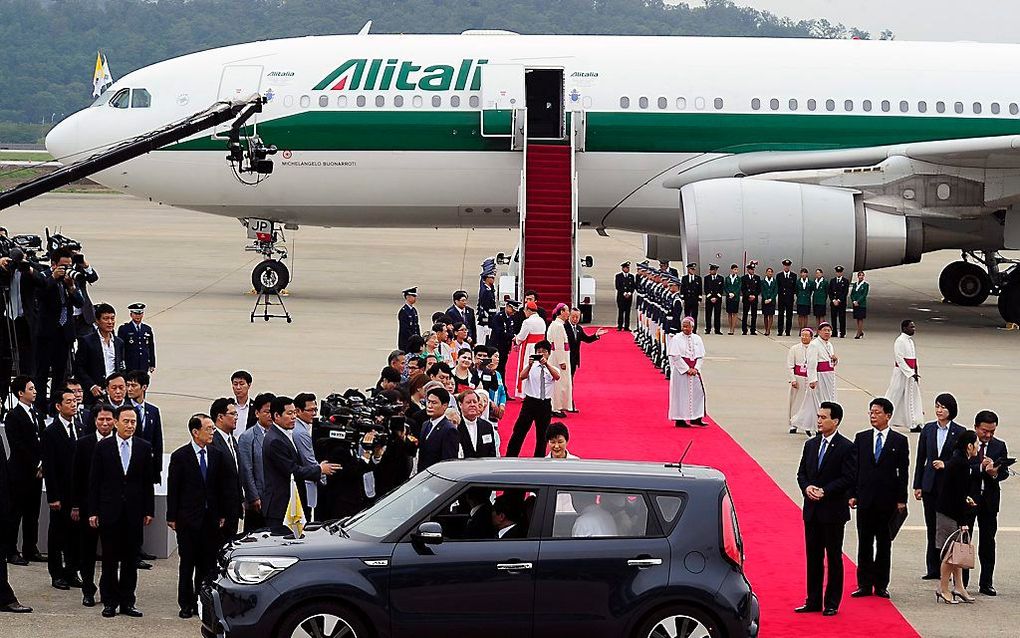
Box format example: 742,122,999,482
787,341,810,430
792,337,837,431
667,331,706,421
546,317,573,412
885,332,924,428
514,312,547,397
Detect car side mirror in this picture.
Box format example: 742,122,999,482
413,521,444,545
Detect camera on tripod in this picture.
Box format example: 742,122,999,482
312,389,406,456
0,233,45,269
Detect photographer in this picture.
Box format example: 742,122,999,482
34,247,83,412
505,339,559,458
68,250,99,339
371,389,416,499
0,244,45,389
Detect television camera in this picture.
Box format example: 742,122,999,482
312,389,406,458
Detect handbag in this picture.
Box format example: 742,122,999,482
946,528,976,569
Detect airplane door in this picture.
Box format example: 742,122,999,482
214,65,263,136
480,64,525,137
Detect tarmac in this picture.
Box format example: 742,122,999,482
1,193,1018,637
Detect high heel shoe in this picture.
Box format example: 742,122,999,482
935,591,958,604
952,591,976,603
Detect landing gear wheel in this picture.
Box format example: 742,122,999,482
939,261,990,306
634,605,720,638
997,286,1020,324
252,260,290,294
278,601,368,638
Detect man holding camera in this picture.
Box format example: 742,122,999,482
0,248,45,385
35,247,83,412
506,339,560,458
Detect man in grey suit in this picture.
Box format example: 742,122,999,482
292,393,322,521
237,393,275,532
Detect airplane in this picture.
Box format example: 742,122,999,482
43,29,1020,323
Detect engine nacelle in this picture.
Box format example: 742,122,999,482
679,178,924,272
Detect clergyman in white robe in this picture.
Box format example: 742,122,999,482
787,330,812,432
667,319,706,422
885,329,924,429
546,313,573,412
792,329,837,432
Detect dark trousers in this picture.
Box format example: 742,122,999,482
506,397,551,458
242,508,266,534
7,475,41,556
777,298,794,335
0,553,15,606
496,346,511,380
741,300,758,334
12,316,35,377
963,507,998,588
829,303,847,336
855,506,893,591
921,492,940,577
34,333,72,412
176,519,219,611
682,302,699,332
263,517,287,534
616,298,632,329
704,301,721,333
79,524,100,597
47,505,78,580
220,513,241,548
99,519,142,609
805,520,845,609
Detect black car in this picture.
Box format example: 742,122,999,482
201,458,759,638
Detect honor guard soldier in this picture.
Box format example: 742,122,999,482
117,303,156,374
776,259,797,336
488,300,519,379
397,287,420,352
476,271,497,346
680,263,702,332
615,261,635,331
703,264,724,335
828,266,850,338
741,262,763,335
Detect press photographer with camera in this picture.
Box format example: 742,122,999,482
34,247,83,412
0,244,45,400
506,339,560,458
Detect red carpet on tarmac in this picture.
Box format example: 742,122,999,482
499,330,920,638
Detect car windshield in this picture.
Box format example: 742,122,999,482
344,472,454,541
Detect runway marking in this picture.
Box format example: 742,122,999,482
951,363,1003,368
900,525,1020,532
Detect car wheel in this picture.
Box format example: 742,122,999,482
635,605,720,638
278,601,369,638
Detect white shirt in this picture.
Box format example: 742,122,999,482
96,430,112,442
235,400,250,437
521,362,555,400
572,505,619,537
57,415,75,440
872,427,889,456
216,428,239,467
190,441,209,462
546,452,580,460
496,524,518,539
98,330,116,377
274,424,298,450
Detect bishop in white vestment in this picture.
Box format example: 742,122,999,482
668,317,706,426
792,323,838,432
546,304,573,413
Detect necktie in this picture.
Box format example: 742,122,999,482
874,431,884,462
539,367,546,400
228,434,239,466
817,438,828,469
58,286,68,326
979,442,986,462
120,440,131,474
66,422,74,440
199,448,208,482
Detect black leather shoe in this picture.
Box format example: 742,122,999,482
101,606,117,618
909,425,923,433
921,573,940,580
850,588,872,598
66,575,83,588
794,604,821,613
7,553,28,566
139,552,156,561
0,602,32,613
980,586,997,596
789,427,799,434
119,606,143,618
136,559,152,570
875,589,891,599
25,551,47,563
51,578,70,590
675,420,689,428
822,608,838,616
179,608,193,619
82,594,96,607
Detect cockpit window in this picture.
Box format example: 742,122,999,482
130,89,151,108
109,88,130,109
90,91,113,108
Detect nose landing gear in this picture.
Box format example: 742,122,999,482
244,218,293,322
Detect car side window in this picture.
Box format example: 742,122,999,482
427,485,541,541
552,490,652,538
652,494,686,534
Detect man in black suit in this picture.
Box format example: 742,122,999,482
261,396,339,532
34,247,84,412
0,428,32,613
828,266,851,338
848,398,909,598
209,397,244,544
702,264,724,335
126,370,163,484
795,401,855,616
166,413,228,618
447,290,477,343
657,260,680,278
912,393,965,580
679,263,703,331
615,261,636,331
457,391,498,458
776,259,797,337
74,302,125,405
487,301,518,379
88,405,154,618
492,494,527,539
42,387,84,589
740,263,762,335
461,487,495,539
71,404,115,607
964,410,1009,596
418,387,460,470
3,375,46,566
566,308,604,378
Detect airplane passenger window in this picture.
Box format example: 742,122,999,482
769,98,779,111
414,95,424,108
881,100,891,112
807,99,816,111
432,95,442,107
936,101,946,113
469,95,479,108
283,95,294,108
130,89,151,108
1011,103,1019,115
376,95,385,107
751,98,760,111
844,99,854,112
318,95,329,108
918,101,927,113
676,97,686,110
638,96,648,109
788,98,797,111
337,95,348,108
299,95,311,108
393,95,404,107
356,95,366,107
620,96,630,109
109,88,130,109
825,99,835,112
715,98,724,110
992,102,1001,114
954,102,964,114
451,95,461,107
899,100,909,113
862,100,872,112
657,97,667,109
973,102,982,114
694,97,705,110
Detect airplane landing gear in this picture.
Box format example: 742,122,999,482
245,218,290,294
940,251,1020,324
252,259,289,295
938,260,990,306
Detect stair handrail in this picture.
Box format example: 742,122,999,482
570,115,579,306
517,110,528,301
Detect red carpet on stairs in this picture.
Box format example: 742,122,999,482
522,144,574,305
499,330,920,638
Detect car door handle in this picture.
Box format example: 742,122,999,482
627,558,663,568
496,562,533,572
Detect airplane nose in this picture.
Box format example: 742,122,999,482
45,116,79,163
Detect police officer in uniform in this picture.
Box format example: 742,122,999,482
741,263,763,335
703,264,724,335
116,304,156,374
476,273,497,346
680,262,702,333
397,287,420,352
487,300,518,379
615,261,635,331
828,266,850,338
776,259,797,337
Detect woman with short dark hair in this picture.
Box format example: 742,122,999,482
934,429,979,604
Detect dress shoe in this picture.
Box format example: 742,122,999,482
26,551,47,562
136,559,152,570
51,578,71,590
66,575,83,588
101,606,118,618
793,604,821,613
179,608,194,619
119,606,143,618
921,573,940,580
7,553,28,566
139,552,156,561
675,420,689,428
822,608,838,616
909,425,923,433
980,586,997,596
82,594,96,607
875,589,891,599
850,588,872,598
789,427,798,434
551,410,566,418
566,408,579,413
0,601,32,613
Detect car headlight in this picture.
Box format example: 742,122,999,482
226,556,299,585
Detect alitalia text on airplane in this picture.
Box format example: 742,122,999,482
313,58,489,91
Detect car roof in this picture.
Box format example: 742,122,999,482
428,458,725,490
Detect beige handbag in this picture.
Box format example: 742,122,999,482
947,528,976,569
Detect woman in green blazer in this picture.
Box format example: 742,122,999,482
760,267,778,335
850,270,870,338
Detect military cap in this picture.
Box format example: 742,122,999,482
834,265,845,272
709,263,719,270
686,262,697,269
505,300,521,310
782,259,793,266
402,287,418,297
127,303,146,313
621,261,631,268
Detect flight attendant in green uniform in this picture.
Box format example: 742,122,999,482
724,264,742,335
760,267,778,336
795,268,815,332
811,268,829,325
851,270,870,339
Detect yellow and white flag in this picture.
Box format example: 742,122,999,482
284,476,306,537
92,51,113,97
